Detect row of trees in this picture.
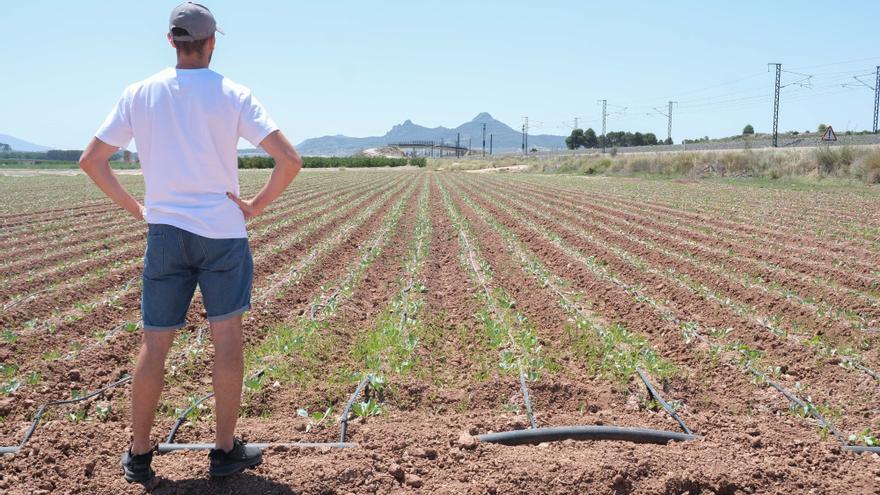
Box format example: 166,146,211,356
239,155,426,169
566,128,668,150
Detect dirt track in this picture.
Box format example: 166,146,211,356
1,171,879,494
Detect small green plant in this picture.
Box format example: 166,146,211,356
296,406,333,432
351,399,383,418
244,374,264,392
1,330,17,343
95,403,112,422
175,394,209,424
26,371,41,385
67,409,87,423
41,349,62,361
848,429,878,447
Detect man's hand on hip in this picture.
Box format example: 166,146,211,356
226,192,263,220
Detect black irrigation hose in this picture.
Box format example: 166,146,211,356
339,375,371,443
518,372,538,429
165,370,265,445
0,375,131,455
475,425,700,446
636,368,693,436
746,365,880,454
747,365,845,443
158,441,357,453
165,392,215,444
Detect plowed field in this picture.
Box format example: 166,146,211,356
1,171,879,494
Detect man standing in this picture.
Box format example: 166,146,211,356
78,2,302,482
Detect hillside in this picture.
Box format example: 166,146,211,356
0,133,51,152
296,113,566,156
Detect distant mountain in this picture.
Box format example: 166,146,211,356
0,134,51,152
295,113,566,156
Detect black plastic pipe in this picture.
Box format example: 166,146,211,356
476,425,700,446
0,375,131,455
339,375,371,443
165,392,215,444
636,368,693,435
518,372,538,429
158,441,357,453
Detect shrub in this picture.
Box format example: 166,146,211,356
238,155,414,169
854,150,880,184
814,146,854,176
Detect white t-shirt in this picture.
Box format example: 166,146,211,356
96,67,278,239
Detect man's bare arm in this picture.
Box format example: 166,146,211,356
79,137,144,220
227,130,302,220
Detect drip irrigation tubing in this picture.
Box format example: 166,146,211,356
475,425,699,446
0,375,131,455
158,441,357,453
746,364,880,454
518,371,538,429
339,375,371,443
636,368,693,435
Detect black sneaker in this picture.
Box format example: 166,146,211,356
120,447,155,483
209,438,263,477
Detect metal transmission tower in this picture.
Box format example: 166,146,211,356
649,102,677,143
598,100,607,153
456,133,461,158
521,116,529,154
489,134,493,155
769,63,782,148
875,66,879,134
481,123,487,157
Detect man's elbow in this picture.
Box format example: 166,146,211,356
78,155,96,172
279,151,302,176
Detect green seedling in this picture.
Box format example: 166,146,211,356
244,374,264,392
95,403,112,422
297,406,333,432
42,349,62,361
848,429,878,447
2,330,18,343
26,371,41,385
351,399,383,418
67,409,87,423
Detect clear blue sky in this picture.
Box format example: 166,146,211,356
2,0,879,149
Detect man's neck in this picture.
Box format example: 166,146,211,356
176,58,209,70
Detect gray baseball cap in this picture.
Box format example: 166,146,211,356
169,2,224,42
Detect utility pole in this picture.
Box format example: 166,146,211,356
490,134,493,155
456,132,461,158
874,66,879,134
769,63,781,147
649,102,677,143
521,116,529,155
598,100,607,153
482,123,487,157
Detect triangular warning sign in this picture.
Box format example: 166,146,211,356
821,126,837,142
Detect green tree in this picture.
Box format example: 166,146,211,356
742,124,755,135
664,137,673,145
583,128,598,148
0,143,10,152
817,123,828,134
565,128,585,149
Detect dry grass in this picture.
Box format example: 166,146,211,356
431,146,880,183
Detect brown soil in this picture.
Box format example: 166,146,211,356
2,172,879,494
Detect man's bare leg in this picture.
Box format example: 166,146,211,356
210,315,244,452
131,331,175,455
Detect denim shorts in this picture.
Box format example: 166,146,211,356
142,223,253,331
